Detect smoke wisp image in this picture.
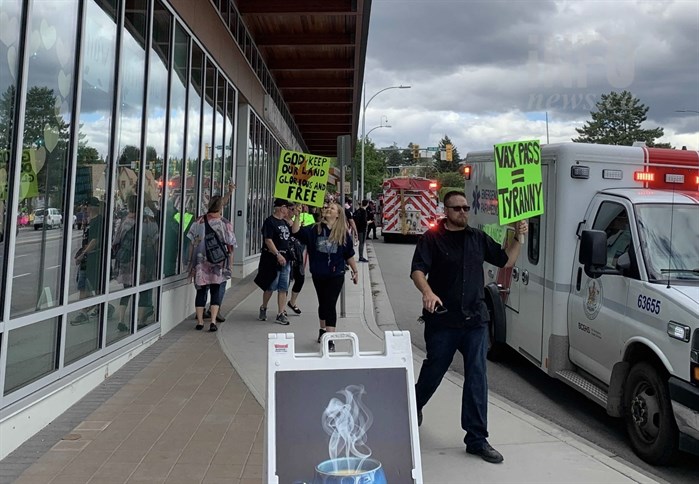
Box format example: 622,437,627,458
322,384,374,473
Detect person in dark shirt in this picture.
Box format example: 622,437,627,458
256,198,293,325
292,201,358,352
353,200,369,262
410,190,527,464
366,201,377,239
72,197,104,324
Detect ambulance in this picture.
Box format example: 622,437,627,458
381,177,440,242
464,142,699,464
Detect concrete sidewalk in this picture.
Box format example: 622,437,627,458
3,239,664,483
219,240,661,483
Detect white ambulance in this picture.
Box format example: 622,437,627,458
464,142,699,465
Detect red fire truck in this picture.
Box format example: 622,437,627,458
381,177,440,242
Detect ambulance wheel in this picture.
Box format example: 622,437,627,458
383,233,394,243
623,362,677,465
484,284,505,361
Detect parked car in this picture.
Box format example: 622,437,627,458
34,208,63,230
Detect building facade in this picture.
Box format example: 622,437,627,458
0,0,368,457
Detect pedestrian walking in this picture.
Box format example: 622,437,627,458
366,201,378,239
292,201,359,352
353,200,369,262
187,196,236,332
254,198,293,325
286,204,315,314
410,190,528,464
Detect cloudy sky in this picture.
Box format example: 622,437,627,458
362,0,699,155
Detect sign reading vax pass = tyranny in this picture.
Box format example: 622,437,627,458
274,149,332,207
493,139,544,224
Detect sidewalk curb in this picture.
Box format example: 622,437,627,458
363,239,663,484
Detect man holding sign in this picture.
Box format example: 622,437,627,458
410,190,527,464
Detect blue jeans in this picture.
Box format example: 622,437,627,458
414,322,489,448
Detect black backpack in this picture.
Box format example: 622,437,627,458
204,217,228,264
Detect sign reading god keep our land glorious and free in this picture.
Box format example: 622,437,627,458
494,140,544,225
274,149,332,207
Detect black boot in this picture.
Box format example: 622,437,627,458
317,328,326,343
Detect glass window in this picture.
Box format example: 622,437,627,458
164,22,189,277
182,43,203,270
65,306,101,365
636,203,699,282
141,0,170,285
11,0,80,317
0,0,23,313
593,202,632,270
108,294,132,345
69,0,118,304
137,287,157,329
223,83,235,221
5,317,59,394
200,59,215,212
528,215,540,265
111,0,148,293
213,72,225,197
229,4,239,40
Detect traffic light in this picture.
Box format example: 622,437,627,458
445,143,453,162
412,144,420,160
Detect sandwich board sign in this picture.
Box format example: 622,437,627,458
265,331,423,483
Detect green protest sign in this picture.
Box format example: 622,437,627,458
0,149,39,201
274,149,332,207
482,223,507,245
494,140,544,224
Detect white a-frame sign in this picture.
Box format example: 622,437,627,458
265,331,423,483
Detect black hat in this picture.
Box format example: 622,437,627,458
273,198,290,207
87,196,100,207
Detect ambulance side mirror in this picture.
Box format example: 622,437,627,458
579,230,608,279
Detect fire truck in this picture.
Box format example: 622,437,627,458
381,177,440,242
465,142,699,465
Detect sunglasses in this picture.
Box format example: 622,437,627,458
446,205,471,213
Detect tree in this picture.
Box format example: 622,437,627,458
432,135,462,172
354,137,387,198
573,91,670,147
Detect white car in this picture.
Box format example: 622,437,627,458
34,208,63,230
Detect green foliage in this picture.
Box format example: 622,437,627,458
438,186,464,202
432,135,462,172
437,171,465,189
573,91,669,147
354,137,387,197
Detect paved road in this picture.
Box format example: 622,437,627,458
371,236,698,484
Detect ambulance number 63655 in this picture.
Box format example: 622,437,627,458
637,295,661,315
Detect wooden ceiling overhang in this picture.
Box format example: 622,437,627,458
237,0,371,157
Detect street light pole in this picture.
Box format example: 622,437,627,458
361,83,410,200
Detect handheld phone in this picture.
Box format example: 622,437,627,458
434,304,448,315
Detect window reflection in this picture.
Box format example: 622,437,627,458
0,0,23,309
66,306,101,365
5,317,59,394
141,0,170,286
213,72,225,197
137,287,158,329
111,0,148,293
164,23,189,277
69,0,118,304
223,84,235,221
201,59,215,212
11,0,80,317
182,43,204,271
108,294,132,345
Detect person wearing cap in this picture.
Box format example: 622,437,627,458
72,196,104,324
254,198,293,325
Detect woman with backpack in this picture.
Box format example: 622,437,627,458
187,196,236,332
